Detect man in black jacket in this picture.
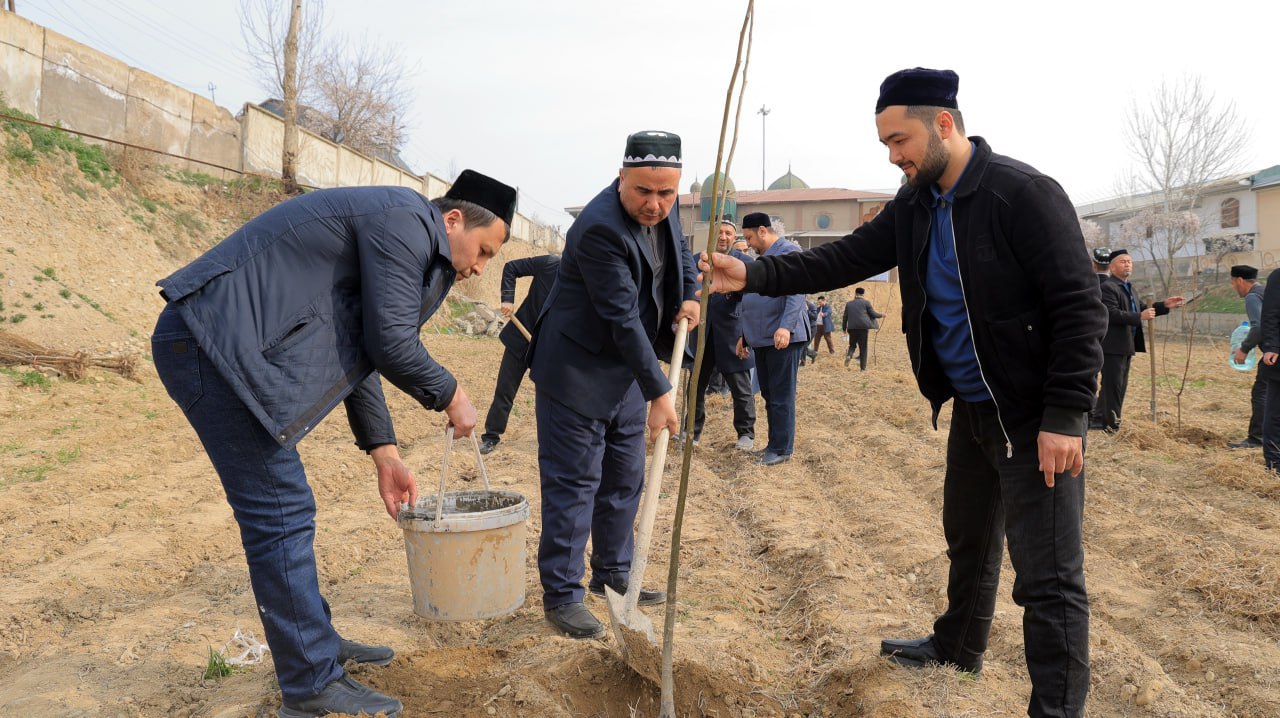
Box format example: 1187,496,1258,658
700,68,1105,718
478,253,560,454
841,286,884,370
1255,267,1280,470
1094,249,1184,432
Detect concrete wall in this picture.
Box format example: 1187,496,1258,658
0,12,242,174
0,11,42,114
0,11,562,248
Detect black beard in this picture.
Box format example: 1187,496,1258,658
908,130,950,189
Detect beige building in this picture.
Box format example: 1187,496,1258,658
677,170,894,253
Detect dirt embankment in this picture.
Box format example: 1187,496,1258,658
1,147,1279,717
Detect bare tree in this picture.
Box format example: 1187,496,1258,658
309,36,414,160
280,0,302,193
1079,218,1106,250
239,0,325,101
1121,75,1251,296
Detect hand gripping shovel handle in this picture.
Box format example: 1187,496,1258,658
622,317,689,614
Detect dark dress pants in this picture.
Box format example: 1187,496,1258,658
481,346,528,443
933,400,1089,718
1097,352,1131,430
535,383,647,608
1247,367,1264,443
846,329,870,370
753,343,804,456
1263,377,1280,470
692,346,755,441
152,306,342,703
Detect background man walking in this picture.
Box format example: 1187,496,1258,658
842,286,884,370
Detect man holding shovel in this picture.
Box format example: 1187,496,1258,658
700,69,1106,717
528,131,700,639
151,171,518,718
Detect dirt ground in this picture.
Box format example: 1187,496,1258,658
1,152,1278,717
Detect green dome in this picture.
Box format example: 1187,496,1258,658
768,169,808,191
689,179,701,194
700,172,736,196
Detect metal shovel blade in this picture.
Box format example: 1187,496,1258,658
605,584,662,684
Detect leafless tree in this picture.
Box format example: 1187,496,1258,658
239,0,325,101
308,36,414,160
1121,75,1251,296
1079,219,1106,250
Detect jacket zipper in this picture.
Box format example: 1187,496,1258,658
946,200,1013,458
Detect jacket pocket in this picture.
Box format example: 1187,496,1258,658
263,306,321,359
984,310,1046,401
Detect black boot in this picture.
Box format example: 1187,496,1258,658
277,673,402,718
544,602,606,639
880,635,982,674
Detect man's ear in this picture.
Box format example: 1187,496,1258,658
442,208,464,233
936,110,956,139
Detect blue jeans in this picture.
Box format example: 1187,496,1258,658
151,306,342,702
934,400,1089,717
753,343,804,456
535,383,646,608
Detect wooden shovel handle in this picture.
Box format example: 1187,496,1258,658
623,317,690,613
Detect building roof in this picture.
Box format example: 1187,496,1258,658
681,187,892,207
1252,165,1280,190
769,168,809,191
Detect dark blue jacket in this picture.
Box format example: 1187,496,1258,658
157,186,457,449
498,254,560,358
692,248,755,373
741,238,810,348
528,179,697,419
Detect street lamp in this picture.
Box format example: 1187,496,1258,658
758,105,770,190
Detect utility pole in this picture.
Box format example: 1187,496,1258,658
281,0,302,193
757,105,770,190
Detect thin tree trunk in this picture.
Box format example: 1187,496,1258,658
281,0,302,193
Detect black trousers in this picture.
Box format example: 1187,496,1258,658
1247,367,1264,443
1096,352,1131,430
1264,378,1280,471
845,328,870,370
481,346,528,443
692,350,755,441
934,400,1089,717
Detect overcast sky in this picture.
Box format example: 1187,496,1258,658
17,0,1280,230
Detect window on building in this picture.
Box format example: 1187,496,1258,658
815,213,831,230
1221,197,1240,228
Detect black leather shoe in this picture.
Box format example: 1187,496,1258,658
880,635,982,674
588,580,667,606
544,602,606,639
278,673,402,718
1227,438,1263,449
337,638,395,666
478,437,499,455
1087,422,1105,431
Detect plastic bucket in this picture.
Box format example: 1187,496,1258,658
398,489,529,621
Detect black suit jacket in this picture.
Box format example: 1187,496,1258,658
499,254,559,357
842,297,884,331
1099,275,1169,355
1258,268,1280,380
528,179,698,419
692,248,754,374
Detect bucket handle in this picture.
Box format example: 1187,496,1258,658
432,427,493,530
